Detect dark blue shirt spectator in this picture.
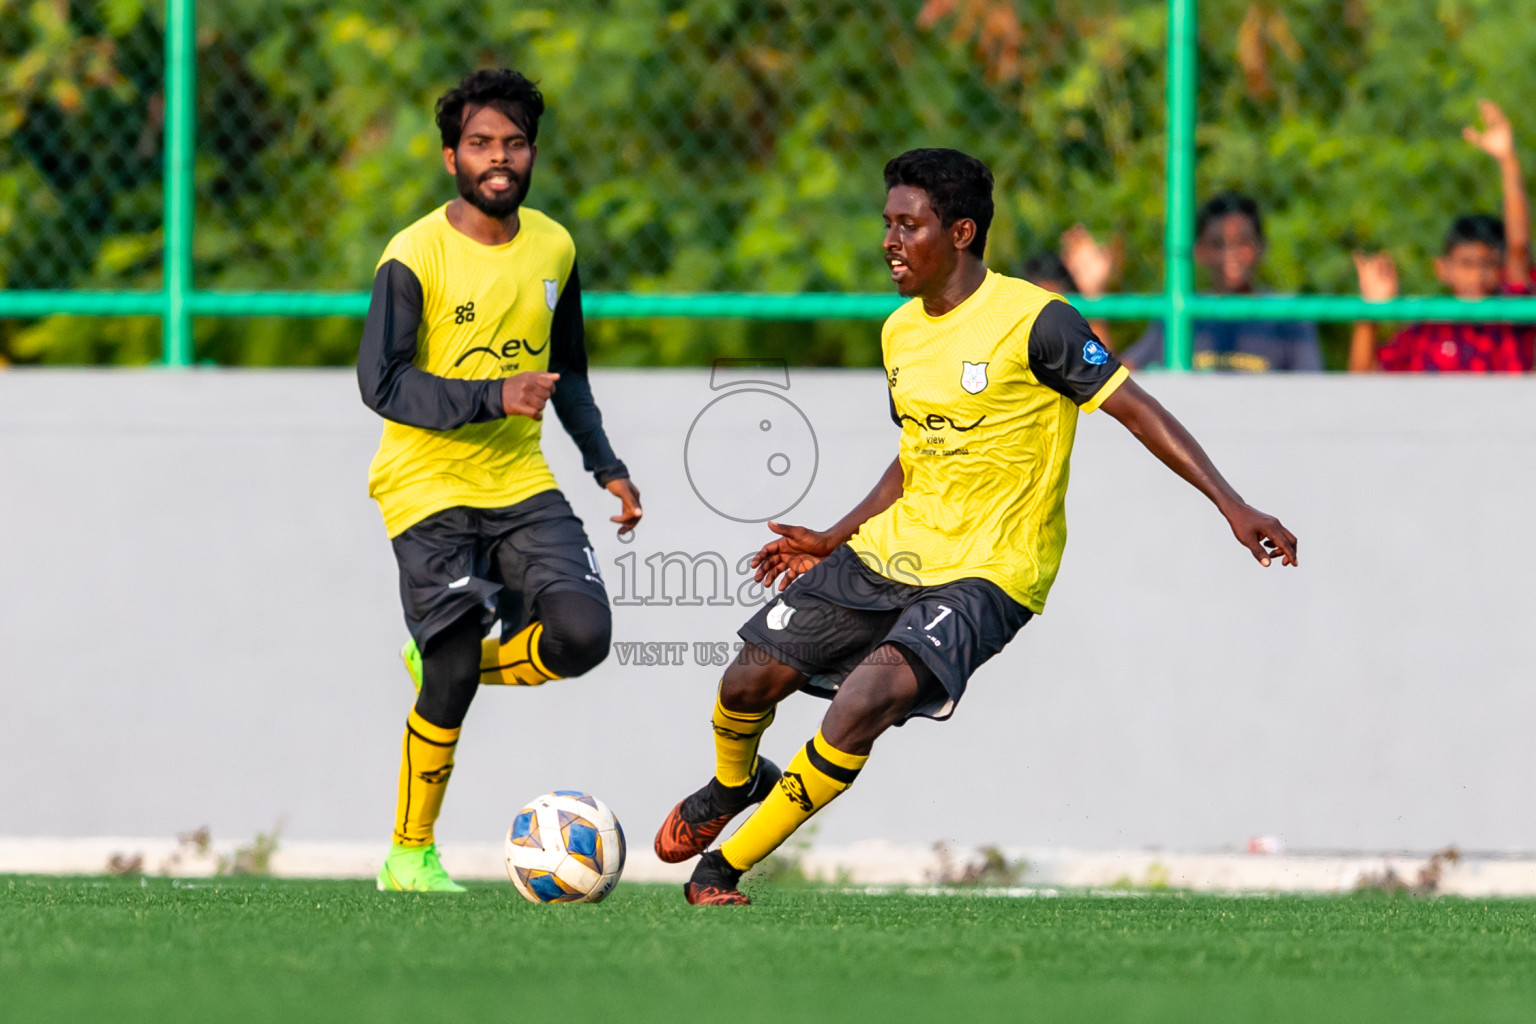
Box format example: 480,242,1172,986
1122,193,1322,372
1124,317,1322,372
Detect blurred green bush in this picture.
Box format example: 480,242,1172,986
2,0,1534,366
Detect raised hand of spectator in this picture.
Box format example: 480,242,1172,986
1060,224,1113,298
1354,250,1399,302
1463,98,1530,286
1463,100,1515,162
1349,251,1396,371
1059,224,1118,358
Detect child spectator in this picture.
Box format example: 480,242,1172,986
1020,251,1077,295
1350,101,1533,373
1117,193,1321,371
1020,225,1115,347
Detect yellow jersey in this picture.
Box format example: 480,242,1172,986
851,271,1128,611
357,204,626,537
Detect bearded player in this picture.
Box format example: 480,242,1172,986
655,149,1298,905
358,69,642,892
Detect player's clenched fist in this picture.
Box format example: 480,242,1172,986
502,371,559,420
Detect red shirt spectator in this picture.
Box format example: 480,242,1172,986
1350,101,1534,374
1376,281,1534,373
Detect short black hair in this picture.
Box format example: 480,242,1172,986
883,148,994,256
1021,251,1077,291
436,68,545,150
1196,191,1263,240
1443,213,1505,254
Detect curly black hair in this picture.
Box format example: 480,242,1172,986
435,68,545,150
883,149,994,256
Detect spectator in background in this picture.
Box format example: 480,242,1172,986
1020,225,1115,349
1350,101,1533,373
1114,193,1321,372
1020,250,1077,294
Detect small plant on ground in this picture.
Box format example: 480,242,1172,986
747,825,819,885
931,843,1026,886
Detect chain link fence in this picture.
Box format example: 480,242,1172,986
1,1,161,291
3,1,1535,365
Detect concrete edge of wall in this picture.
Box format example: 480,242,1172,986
5,838,1533,896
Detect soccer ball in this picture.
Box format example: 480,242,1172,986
504,791,625,903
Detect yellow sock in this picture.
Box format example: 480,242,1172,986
393,708,461,847
719,730,867,870
479,622,560,686
713,689,775,787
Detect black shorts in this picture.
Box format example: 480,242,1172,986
737,545,1033,721
391,490,608,651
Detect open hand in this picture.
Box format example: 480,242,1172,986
1223,502,1298,567
501,371,559,420
1464,99,1515,162
1060,224,1114,298
606,477,643,537
1353,250,1398,302
750,520,838,591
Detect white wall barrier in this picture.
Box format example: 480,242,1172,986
1,369,1533,855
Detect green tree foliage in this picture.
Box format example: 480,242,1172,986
2,0,1533,366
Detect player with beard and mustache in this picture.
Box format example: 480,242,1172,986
358,68,642,892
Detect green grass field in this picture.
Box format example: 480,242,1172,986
4,876,1535,1023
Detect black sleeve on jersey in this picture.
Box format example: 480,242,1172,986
547,261,630,485
1028,300,1124,405
356,259,507,429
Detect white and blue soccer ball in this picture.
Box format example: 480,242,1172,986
504,791,625,903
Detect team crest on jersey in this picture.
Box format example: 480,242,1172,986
1083,339,1110,365
544,279,559,311
960,361,989,394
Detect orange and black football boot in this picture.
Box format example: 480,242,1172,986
654,758,781,864
685,850,750,906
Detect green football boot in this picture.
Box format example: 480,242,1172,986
400,639,423,693
376,843,466,893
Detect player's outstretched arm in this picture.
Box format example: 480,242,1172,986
751,456,903,590
1099,378,1298,567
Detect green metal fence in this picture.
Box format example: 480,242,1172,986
3,0,1536,368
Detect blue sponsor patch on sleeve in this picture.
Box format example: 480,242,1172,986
1083,339,1110,365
